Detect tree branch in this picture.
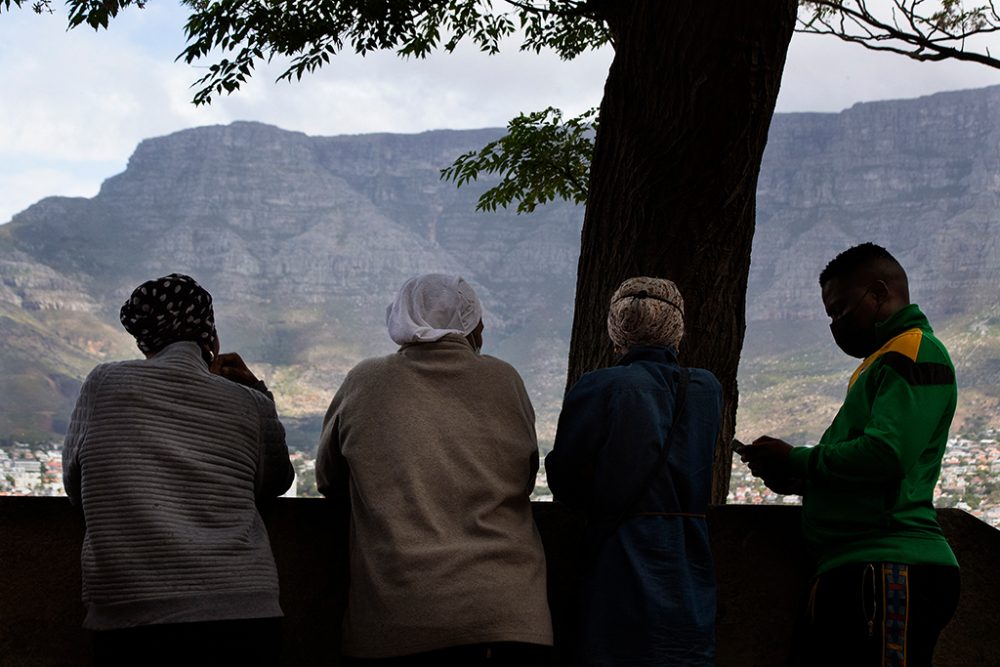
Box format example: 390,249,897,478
798,0,1000,69
501,0,611,20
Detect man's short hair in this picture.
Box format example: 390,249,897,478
819,242,904,286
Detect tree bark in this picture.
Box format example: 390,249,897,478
569,0,798,503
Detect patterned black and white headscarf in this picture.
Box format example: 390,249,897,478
120,273,217,357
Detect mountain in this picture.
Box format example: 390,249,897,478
752,86,1000,320
2,86,999,453
742,85,1000,442
0,124,581,447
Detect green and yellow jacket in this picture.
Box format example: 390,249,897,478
787,303,959,574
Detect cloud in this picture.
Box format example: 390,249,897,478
0,3,613,222
0,164,113,224
778,32,1000,112
169,35,613,135
2,2,999,223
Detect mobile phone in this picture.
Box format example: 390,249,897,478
731,438,747,455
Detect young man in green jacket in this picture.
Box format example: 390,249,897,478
741,243,960,667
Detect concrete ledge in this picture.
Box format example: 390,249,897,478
1,498,996,666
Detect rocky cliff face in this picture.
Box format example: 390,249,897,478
1,86,998,448
752,86,1000,322
0,122,581,445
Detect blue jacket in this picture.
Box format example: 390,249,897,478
545,346,722,666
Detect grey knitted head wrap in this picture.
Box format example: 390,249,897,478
120,273,216,357
607,277,685,352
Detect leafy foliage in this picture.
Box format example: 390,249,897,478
50,0,610,105
517,0,612,58
66,0,147,29
798,0,1000,67
0,0,53,13
441,106,596,213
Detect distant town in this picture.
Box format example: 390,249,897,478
4,432,997,529
722,431,1000,529
0,443,311,501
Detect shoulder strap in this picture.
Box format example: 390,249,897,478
613,367,690,526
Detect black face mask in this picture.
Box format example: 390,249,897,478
829,287,882,359
830,316,880,359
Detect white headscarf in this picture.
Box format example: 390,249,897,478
386,274,483,345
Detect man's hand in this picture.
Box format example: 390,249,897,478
740,436,794,481
210,352,260,387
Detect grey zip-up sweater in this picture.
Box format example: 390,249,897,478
63,341,294,630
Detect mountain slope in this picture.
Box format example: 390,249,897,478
2,87,999,451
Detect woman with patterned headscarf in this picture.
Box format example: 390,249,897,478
62,273,294,666
545,277,723,666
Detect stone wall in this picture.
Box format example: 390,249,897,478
1,498,996,666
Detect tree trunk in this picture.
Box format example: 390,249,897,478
569,0,798,503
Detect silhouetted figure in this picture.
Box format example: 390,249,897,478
546,277,722,666
316,274,553,666
741,243,960,667
63,273,293,666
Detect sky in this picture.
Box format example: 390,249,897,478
2,3,1000,224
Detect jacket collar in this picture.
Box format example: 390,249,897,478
617,345,679,367
873,303,932,348
398,332,477,355
148,340,211,372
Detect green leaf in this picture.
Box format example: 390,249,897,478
441,106,598,214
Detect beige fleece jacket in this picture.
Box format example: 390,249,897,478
316,334,553,657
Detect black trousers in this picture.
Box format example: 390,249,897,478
342,642,551,666
91,617,283,667
788,563,960,667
